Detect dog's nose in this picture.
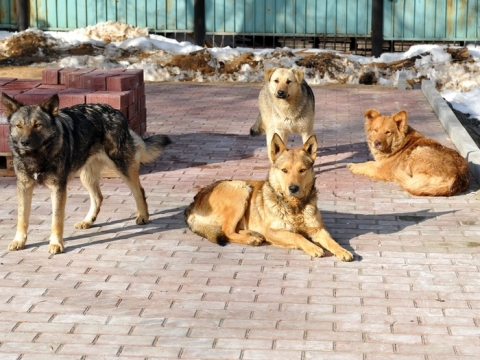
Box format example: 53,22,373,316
277,90,286,97
289,185,300,195
373,140,381,148
21,139,30,146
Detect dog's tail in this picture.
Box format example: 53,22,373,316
184,204,228,246
394,169,467,196
250,114,265,137
134,132,172,164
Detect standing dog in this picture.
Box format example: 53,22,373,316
2,93,171,254
250,67,315,162
185,134,353,261
348,109,470,196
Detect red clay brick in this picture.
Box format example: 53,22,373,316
1,79,41,90
65,69,95,89
124,69,144,85
85,91,132,109
14,90,58,105
79,70,104,89
106,75,136,92
41,68,62,85
135,83,145,101
58,92,91,108
128,101,138,119
0,77,17,86
36,84,66,90
139,95,146,110
59,68,79,84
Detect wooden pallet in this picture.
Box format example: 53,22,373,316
0,152,15,177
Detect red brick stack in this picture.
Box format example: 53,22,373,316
0,68,147,155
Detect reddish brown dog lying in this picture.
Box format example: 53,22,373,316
348,109,470,196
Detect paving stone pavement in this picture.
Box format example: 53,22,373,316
1,83,480,359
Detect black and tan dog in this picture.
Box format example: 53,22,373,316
2,93,171,254
185,134,353,261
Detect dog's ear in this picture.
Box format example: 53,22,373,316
293,69,304,83
393,110,408,132
303,135,318,162
270,133,286,162
1,92,22,118
364,109,380,121
41,94,59,117
264,67,276,82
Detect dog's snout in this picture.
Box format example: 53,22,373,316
373,140,381,148
289,184,300,195
276,90,287,98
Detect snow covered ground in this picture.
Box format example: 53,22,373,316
0,21,479,121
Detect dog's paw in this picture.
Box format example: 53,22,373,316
336,249,354,262
305,244,325,257
75,220,93,229
8,240,25,251
347,163,357,173
136,215,149,225
48,243,65,254
246,231,265,246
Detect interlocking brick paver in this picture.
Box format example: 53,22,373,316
1,83,480,358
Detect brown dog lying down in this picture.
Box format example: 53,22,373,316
348,109,470,196
185,134,354,261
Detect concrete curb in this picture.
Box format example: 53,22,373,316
421,79,480,185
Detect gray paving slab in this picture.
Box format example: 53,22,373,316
0,83,479,359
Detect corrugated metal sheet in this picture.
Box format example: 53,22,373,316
0,0,478,41
383,0,480,40
0,0,16,29
25,0,193,32
205,0,371,36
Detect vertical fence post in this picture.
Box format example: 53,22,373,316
194,0,205,47
16,0,29,31
371,0,384,57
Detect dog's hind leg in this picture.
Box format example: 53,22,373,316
250,114,265,136
119,163,149,225
75,161,104,229
9,180,34,251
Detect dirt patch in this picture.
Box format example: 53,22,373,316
0,65,44,79
220,52,258,74
296,52,349,81
167,51,215,76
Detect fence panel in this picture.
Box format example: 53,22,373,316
0,0,478,45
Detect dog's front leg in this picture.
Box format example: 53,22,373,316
347,161,388,181
48,185,67,254
9,180,34,251
308,227,354,262
265,228,325,257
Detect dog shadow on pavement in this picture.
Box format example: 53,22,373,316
60,207,454,261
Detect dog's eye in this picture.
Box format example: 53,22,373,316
281,169,288,173
34,123,42,129
15,124,22,129
274,79,279,83
299,168,306,173
385,131,391,135
286,80,292,84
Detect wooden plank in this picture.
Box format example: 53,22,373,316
0,152,15,177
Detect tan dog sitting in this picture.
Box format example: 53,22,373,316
250,67,315,162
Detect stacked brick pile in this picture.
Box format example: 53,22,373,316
0,68,147,154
